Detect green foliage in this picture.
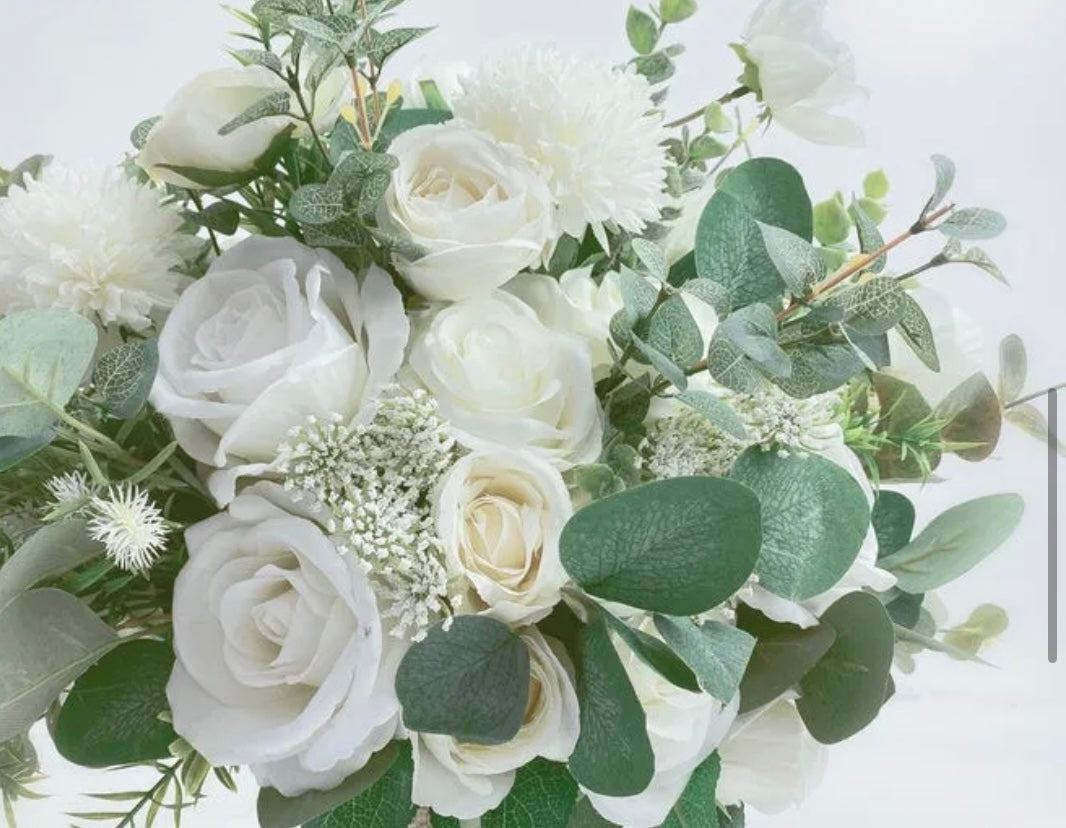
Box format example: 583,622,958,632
603,611,699,692
0,154,51,198
130,117,161,150
661,0,699,23
0,309,98,439
695,158,813,308
567,798,617,827
375,108,452,150
645,295,703,369
626,7,660,55
730,448,870,600
863,170,890,200
0,430,53,473
812,194,850,247
871,491,915,559
660,753,721,828
942,604,1009,658
289,183,346,224
230,48,285,73
736,606,836,714
758,223,826,295
190,200,242,235
217,90,293,136
773,340,865,399
997,334,1027,402
568,613,655,797
868,373,942,479
828,277,906,336
631,237,668,281
0,520,102,610
54,639,176,767
306,743,417,828
938,207,1007,241
258,743,401,828
923,154,956,216
703,101,732,134
676,389,747,439
560,477,762,615
879,494,1024,593
849,201,887,273
395,616,530,745
93,340,159,420
797,592,895,744
1005,403,1066,457
365,27,434,67
482,759,578,828
653,616,755,701
707,304,790,393
939,239,1007,283
935,372,1002,461
158,124,295,189
0,588,118,743
895,294,940,371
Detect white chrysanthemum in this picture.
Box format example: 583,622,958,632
453,47,669,246
86,484,168,572
44,471,94,512
0,164,186,330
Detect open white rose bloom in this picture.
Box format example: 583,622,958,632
0,1,1037,827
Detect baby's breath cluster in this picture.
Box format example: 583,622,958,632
277,387,460,640
645,411,741,479
731,387,843,450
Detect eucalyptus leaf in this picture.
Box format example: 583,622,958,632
653,616,755,701
714,304,790,379
305,742,416,828
829,277,906,336
676,390,747,439
864,170,890,200
0,521,103,611
217,90,292,136
680,278,731,318
289,183,345,225
812,196,850,247
603,612,699,693
878,494,1024,593
871,491,915,560
1005,404,1066,457
661,0,699,23
646,296,703,368
660,753,721,828
631,238,668,281
631,335,688,391
938,207,1007,241
998,334,1027,402
895,293,940,372
93,340,158,420
129,118,160,150
870,373,941,480
758,223,826,294
935,372,1002,461
0,430,54,472
849,201,887,273
773,341,864,399
923,154,956,216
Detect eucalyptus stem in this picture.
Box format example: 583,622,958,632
1005,382,1066,410
665,86,751,129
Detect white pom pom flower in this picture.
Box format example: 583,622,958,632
453,47,669,247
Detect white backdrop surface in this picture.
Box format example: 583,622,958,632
0,0,1064,825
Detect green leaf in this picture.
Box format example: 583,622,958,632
680,278,731,318
257,743,401,828
703,102,733,134
53,640,176,767
0,521,103,611
482,759,578,828
305,742,416,828
812,196,850,247
375,108,452,150
191,200,242,235
229,49,284,73
568,613,655,797
941,240,1007,284
626,7,660,55
396,616,530,745
923,154,956,216
0,309,98,439
938,208,1007,241
797,592,895,744
829,277,906,336
871,491,915,560
695,158,812,308
632,335,688,391
870,373,941,480
659,752,720,828
1005,404,1066,457
690,134,728,161
998,334,1027,402
885,590,924,629
631,238,668,281
634,52,675,85
567,798,617,827
365,27,434,67
0,430,54,472
217,90,292,136
653,616,755,701
603,613,699,693
773,341,864,399
863,170,889,200
289,183,345,225
735,606,836,714
895,293,940,372
849,201,887,273
560,477,762,615
92,340,158,420
730,448,870,600
713,304,790,381
942,604,1009,658
878,494,1024,593
0,588,119,743
0,154,51,198
935,372,1002,461
660,0,699,23
676,390,747,440
130,117,160,150
758,223,826,294
647,296,703,368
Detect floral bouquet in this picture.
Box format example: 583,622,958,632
0,0,1052,826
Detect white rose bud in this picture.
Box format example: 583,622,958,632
166,484,402,797
379,122,555,301
435,450,572,625
138,65,346,189
410,291,603,468
743,0,865,146
411,629,580,819
150,237,409,504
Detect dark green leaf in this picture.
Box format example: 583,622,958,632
603,613,699,693
375,109,452,150
653,616,755,701
632,335,688,391
306,742,416,828
191,200,241,235
217,90,292,136
0,430,54,472
871,491,915,560
396,616,530,745
482,759,578,828
560,477,762,615
849,200,887,273
567,798,617,827
713,303,790,382
634,52,675,85
130,118,160,151
93,340,159,420
885,591,924,629
660,753,721,828
289,183,345,225
676,390,747,440
895,293,940,372
870,373,941,479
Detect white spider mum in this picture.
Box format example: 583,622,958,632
453,47,669,246
0,164,186,330
44,471,94,512
87,484,168,573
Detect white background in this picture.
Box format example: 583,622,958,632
1,0,1064,825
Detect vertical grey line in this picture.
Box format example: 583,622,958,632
1050,388,1058,664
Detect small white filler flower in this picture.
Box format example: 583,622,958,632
43,471,94,513
0,163,187,330
86,484,168,573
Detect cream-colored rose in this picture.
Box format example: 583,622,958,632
435,450,572,625
411,629,580,819
409,291,602,468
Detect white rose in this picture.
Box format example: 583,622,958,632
411,629,580,819
585,619,739,828
379,122,555,301
435,450,572,625
151,237,408,504
743,0,865,146
718,696,827,814
167,484,402,797
409,291,603,468
138,65,347,189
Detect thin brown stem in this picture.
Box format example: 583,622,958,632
665,86,751,129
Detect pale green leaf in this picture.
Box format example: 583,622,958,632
654,616,755,701
0,521,103,611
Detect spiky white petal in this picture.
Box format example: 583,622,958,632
453,47,669,244
44,471,94,512
0,164,186,330
86,484,168,572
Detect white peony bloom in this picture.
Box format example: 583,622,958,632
453,47,669,247
150,236,408,504
0,164,185,330
411,629,580,819
435,450,572,625
409,291,603,469
379,122,555,302
138,65,345,189
718,696,828,814
167,484,402,797
743,0,865,146
585,619,739,828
